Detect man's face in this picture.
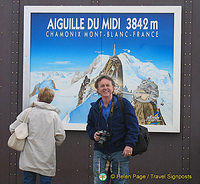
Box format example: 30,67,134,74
97,78,114,98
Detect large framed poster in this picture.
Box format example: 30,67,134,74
23,6,181,132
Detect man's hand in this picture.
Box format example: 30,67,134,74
94,132,101,142
123,146,133,157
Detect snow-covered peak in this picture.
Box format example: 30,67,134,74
71,71,82,84
118,53,172,91
71,54,110,84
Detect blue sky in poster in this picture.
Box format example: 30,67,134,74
30,13,174,75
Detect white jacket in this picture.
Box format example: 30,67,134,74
9,102,66,176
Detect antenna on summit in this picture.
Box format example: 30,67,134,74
113,44,116,55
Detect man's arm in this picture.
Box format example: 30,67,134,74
86,108,96,141
123,98,139,148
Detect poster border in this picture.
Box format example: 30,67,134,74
23,6,182,133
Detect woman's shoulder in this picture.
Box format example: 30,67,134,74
32,102,60,114
17,107,32,119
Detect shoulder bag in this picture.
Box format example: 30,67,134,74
8,108,32,151
118,96,150,156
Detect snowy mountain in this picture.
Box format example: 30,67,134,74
119,53,172,91
30,53,173,128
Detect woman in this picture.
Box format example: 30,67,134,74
9,87,66,184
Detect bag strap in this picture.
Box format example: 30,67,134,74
23,107,32,124
118,96,125,116
118,96,128,130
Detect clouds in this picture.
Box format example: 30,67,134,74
95,51,104,54
41,60,72,71
122,49,131,53
48,61,71,65
45,60,87,72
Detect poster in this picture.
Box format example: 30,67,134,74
23,6,181,132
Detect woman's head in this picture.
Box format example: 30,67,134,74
38,87,55,104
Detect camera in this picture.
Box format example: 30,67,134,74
97,130,111,145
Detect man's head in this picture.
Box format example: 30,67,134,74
95,75,115,89
38,87,55,104
95,75,115,98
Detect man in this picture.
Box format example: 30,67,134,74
86,75,139,184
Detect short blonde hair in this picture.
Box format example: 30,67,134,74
38,87,55,104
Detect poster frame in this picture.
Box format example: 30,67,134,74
23,6,182,133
